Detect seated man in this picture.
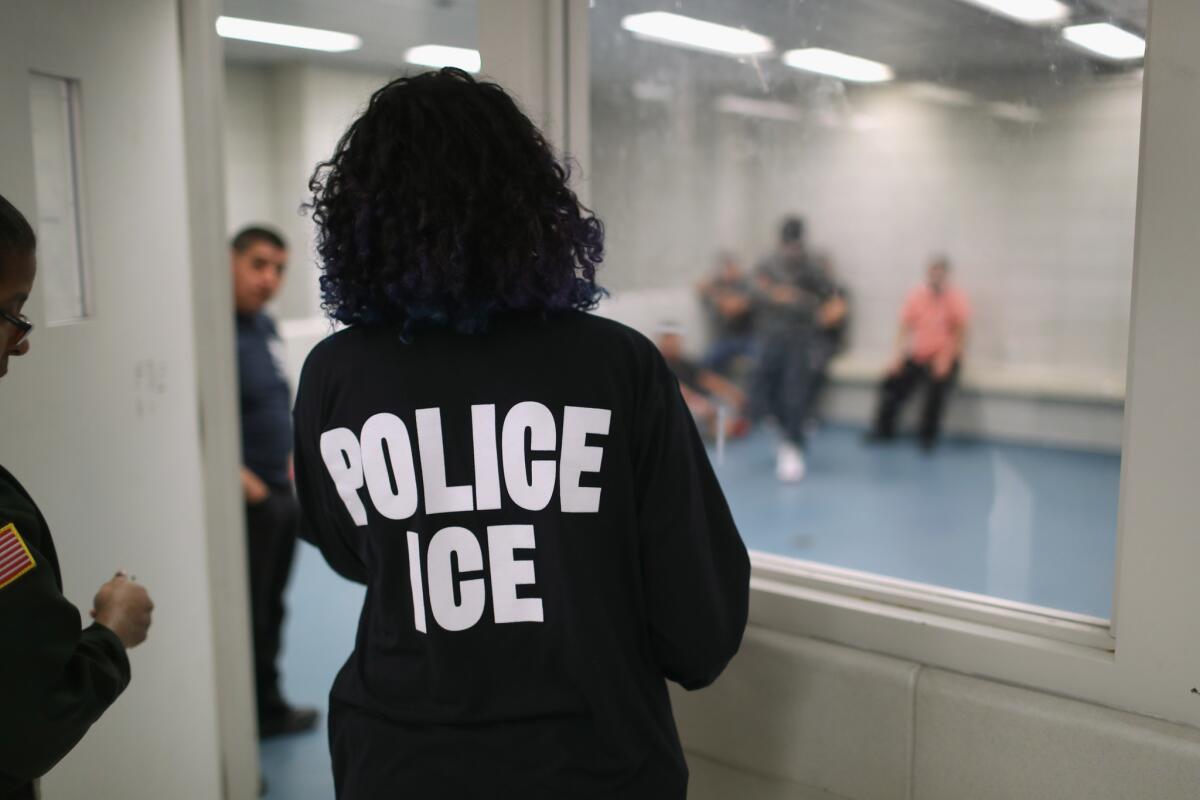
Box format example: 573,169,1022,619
697,252,756,376
656,323,748,440
867,257,970,450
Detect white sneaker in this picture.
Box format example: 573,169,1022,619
776,442,806,483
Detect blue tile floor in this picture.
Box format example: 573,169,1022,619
261,425,1120,796
259,548,363,798
711,425,1119,619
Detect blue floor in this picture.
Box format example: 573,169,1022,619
261,426,1120,796
259,545,363,798
711,426,1119,619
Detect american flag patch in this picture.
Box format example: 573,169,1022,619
0,523,36,590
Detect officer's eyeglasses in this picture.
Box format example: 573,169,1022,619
0,310,33,345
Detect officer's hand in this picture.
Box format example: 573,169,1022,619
242,466,270,505
91,574,154,650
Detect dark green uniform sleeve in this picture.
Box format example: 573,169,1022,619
0,488,131,792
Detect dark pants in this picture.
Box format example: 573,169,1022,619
748,331,833,447
245,487,300,721
330,698,687,800
872,358,959,445
701,334,756,376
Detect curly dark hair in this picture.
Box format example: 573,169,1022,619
306,68,605,336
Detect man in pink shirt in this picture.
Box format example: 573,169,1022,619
867,257,970,449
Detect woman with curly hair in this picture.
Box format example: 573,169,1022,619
293,68,749,799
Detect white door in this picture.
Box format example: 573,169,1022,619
0,1,225,797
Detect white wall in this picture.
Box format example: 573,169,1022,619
591,72,1142,385
674,626,1200,800
222,64,276,229
223,62,400,319
1,1,224,797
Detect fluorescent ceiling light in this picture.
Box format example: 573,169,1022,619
620,12,773,57
714,95,803,122
405,44,482,73
632,80,673,103
988,101,1043,123
955,0,1070,25
1062,23,1146,61
906,81,975,107
782,48,894,83
215,16,361,52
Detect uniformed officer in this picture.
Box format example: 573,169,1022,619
230,226,318,737
294,69,750,799
0,193,154,799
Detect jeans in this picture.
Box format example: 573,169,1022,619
748,331,833,447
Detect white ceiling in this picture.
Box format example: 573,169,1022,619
590,0,1148,87
220,0,1147,83
220,0,476,70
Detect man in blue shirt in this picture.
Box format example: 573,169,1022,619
232,226,318,738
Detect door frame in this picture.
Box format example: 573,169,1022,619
178,1,259,798
186,5,1200,790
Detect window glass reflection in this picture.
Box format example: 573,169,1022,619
590,0,1146,618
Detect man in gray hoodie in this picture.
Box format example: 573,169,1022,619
747,216,848,482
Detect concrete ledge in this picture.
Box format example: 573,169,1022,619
913,668,1200,800
687,752,852,800
829,355,1125,405
673,629,1200,800
595,292,1126,406
593,292,1127,450
671,626,918,800
819,380,1124,452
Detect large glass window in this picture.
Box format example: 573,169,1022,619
590,0,1146,619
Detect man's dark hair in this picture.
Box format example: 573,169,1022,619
306,67,605,336
0,193,37,269
780,216,806,245
231,225,287,253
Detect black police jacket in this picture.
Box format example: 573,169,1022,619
293,310,751,799
0,465,130,799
